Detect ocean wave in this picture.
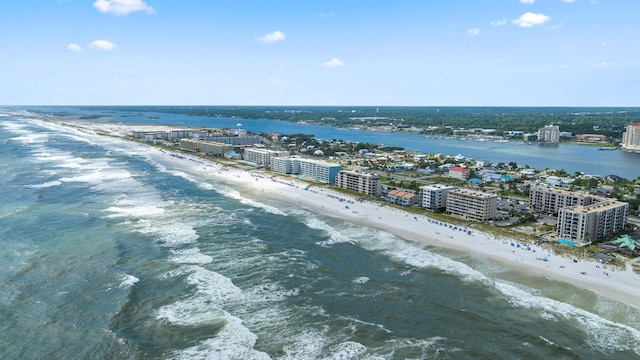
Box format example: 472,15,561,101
297,213,353,246
158,265,270,359
26,181,62,189
118,273,139,288
494,280,640,355
169,248,213,265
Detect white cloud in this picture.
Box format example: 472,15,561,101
324,58,344,68
512,12,550,27
562,0,576,2
467,28,480,36
258,30,286,44
490,20,507,27
520,0,535,3
67,43,82,52
89,40,117,51
93,0,154,15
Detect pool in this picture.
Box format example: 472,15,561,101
557,239,578,246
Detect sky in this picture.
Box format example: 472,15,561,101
0,0,638,106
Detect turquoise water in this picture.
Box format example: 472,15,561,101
1,109,640,359
558,239,579,246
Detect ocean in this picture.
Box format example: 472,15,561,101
1,109,640,359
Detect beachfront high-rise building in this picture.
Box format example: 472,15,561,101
557,201,628,245
243,148,290,167
446,189,498,221
298,159,342,184
335,170,382,196
529,187,594,215
419,184,456,210
270,157,342,184
621,122,640,152
271,157,300,175
537,124,560,143
179,139,233,156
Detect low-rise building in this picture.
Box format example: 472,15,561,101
448,166,470,181
387,189,419,206
446,189,498,221
419,184,456,210
335,170,382,196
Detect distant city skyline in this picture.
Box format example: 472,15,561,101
1,0,638,107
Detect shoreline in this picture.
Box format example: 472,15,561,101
63,120,640,309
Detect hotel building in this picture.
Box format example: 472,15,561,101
448,166,470,181
446,189,498,221
335,170,382,196
419,184,456,210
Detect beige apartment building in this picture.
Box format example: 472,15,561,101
335,170,382,196
557,200,628,245
446,189,497,221
529,187,594,214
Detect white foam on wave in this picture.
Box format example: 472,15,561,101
118,273,139,288
296,212,640,355
297,213,353,246
352,276,370,285
158,266,270,359
169,248,213,265
9,133,48,144
26,181,62,189
303,213,486,283
494,280,640,355
170,314,270,360
104,205,166,218
133,218,200,246
219,186,287,216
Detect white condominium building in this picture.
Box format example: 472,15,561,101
243,148,290,166
446,189,498,221
271,157,300,175
557,200,628,245
298,159,342,184
622,122,640,151
335,170,382,196
537,124,560,143
270,157,342,184
419,184,456,210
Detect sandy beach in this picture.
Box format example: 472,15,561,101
74,121,640,308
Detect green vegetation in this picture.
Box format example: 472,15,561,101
90,105,640,139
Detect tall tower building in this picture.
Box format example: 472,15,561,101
537,124,560,143
621,122,640,152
